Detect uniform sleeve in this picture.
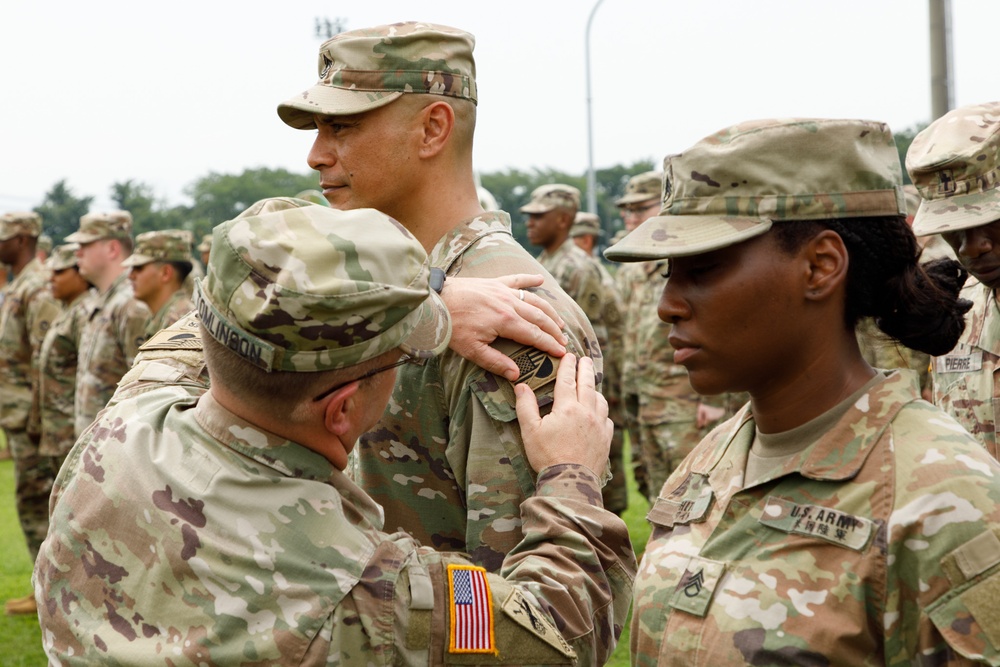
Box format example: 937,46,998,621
117,300,151,367
326,465,635,666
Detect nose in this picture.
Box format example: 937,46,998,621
307,125,335,171
657,275,689,324
956,227,994,261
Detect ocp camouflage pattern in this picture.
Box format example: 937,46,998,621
35,368,635,665
631,370,1000,665
931,279,1000,460
353,210,603,571
74,274,150,436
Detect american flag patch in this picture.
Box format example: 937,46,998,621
447,564,496,654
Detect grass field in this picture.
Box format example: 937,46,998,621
0,440,651,666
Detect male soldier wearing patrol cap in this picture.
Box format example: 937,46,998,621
0,210,61,615
906,101,1000,460
35,198,635,665
123,230,195,337
278,22,602,571
67,210,150,437
197,233,212,269
571,210,628,514
31,245,91,470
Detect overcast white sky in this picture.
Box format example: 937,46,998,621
1,0,997,212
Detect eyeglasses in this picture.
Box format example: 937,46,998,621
312,355,418,402
620,202,660,218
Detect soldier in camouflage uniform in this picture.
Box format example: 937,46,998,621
67,210,150,436
612,172,731,503
123,229,195,337
30,244,90,469
572,210,628,514
0,211,61,615
35,198,635,665
906,101,1000,460
605,117,1000,665
279,22,602,570
197,233,212,268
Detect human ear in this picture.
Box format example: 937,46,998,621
804,230,848,301
417,101,455,158
322,383,359,437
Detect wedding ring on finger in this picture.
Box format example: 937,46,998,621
517,289,525,301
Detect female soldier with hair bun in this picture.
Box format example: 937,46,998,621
606,118,1000,666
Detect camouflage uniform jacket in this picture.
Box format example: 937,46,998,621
0,258,60,432
931,279,1000,459
595,261,624,405
35,375,636,666
631,371,1000,666
537,239,606,337
74,274,150,436
30,292,88,458
614,261,645,399
145,289,194,338
354,211,602,571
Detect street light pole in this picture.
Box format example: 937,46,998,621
585,0,606,214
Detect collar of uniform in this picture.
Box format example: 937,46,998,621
194,390,338,483
537,237,576,264
694,371,916,484
6,256,44,290
427,210,513,272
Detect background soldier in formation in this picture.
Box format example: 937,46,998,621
0,211,60,615
123,229,195,337
572,210,628,514
66,211,150,437
35,198,635,665
907,100,1000,459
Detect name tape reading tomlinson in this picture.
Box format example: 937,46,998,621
196,294,276,371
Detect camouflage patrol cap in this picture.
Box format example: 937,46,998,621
47,244,79,272
519,184,581,214
906,101,1000,236
122,230,194,268
37,234,53,254
571,211,604,238
616,171,663,207
277,21,478,130
65,211,133,244
605,118,906,261
196,197,451,373
0,211,42,240
197,234,212,253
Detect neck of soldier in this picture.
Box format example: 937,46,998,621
543,232,570,255
393,160,485,253
144,283,180,318
94,265,126,294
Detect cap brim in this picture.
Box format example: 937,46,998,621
121,254,155,268
398,289,452,360
615,193,660,207
519,203,553,214
603,214,772,261
911,190,1000,236
277,85,403,130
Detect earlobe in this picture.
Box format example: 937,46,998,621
805,230,849,300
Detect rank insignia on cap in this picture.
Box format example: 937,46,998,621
447,564,497,655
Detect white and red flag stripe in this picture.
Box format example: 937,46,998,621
447,564,496,654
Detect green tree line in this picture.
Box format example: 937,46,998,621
30,124,924,253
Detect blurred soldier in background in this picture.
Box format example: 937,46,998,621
0,211,60,615
572,210,627,514
123,230,194,337
67,211,150,437
906,101,1000,459
612,171,733,502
